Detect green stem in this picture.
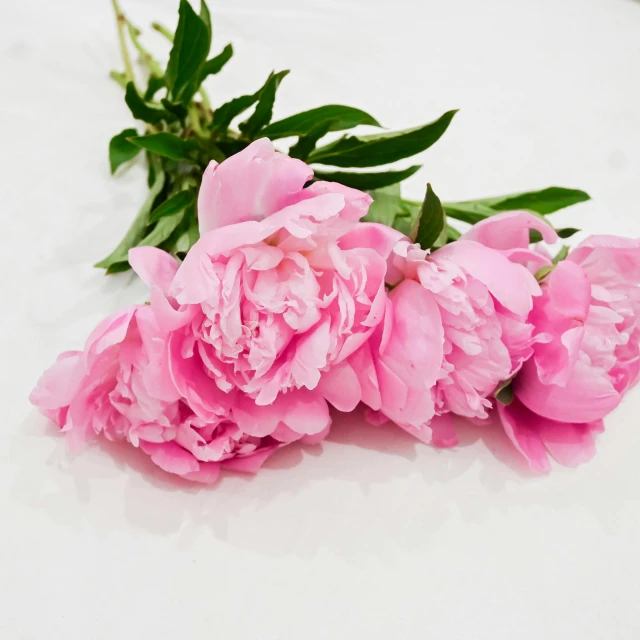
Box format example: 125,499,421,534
111,0,135,85
188,104,206,137
126,23,163,77
152,21,174,42
109,70,128,88
199,89,213,121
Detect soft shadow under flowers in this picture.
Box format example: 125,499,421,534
9,402,637,560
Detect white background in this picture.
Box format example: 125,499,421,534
2,0,640,638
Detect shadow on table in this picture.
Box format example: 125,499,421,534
8,406,632,560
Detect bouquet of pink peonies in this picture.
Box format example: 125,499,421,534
30,0,640,483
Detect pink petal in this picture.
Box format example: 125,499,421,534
30,351,84,411
515,359,620,424
347,342,381,411
502,248,552,275
537,420,598,468
128,246,179,295
182,462,221,484
198,139,312,234
298,181,372,221
375,280,443,429
340,223,407,286
300,423,331,444
84,306,137,366
569,234,640,279
150,287,197,331
316,359,362,412
221,446,280,474
436,240,540,316
497,398,552,473
140,441,200,476
546,260,591,320
282,389,332,435
532,260,591,385
462,211,558,249
167,332,231,420
233,394,286,437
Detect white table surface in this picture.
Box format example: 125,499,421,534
2,0,640,638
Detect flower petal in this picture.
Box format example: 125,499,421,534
129,246,179,295
316,359,362,412
221,446,280,474
436,240,540,316
515,359,620,424
30,351,84,411
462,211,558,249
282,389,332,435
140,441,200,476
497,397,552,473
198,139,313,234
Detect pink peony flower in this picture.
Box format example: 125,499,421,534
145,139,389,428
349,212,554,446
498,235,640,472
30,251,330,483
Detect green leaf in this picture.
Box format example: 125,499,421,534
485,187,590,215
146,151,157,187
443,201,495,225
161,98,188,121
415,183,446,250
95,166,166,269
553,245,570,265
199,0,212,39
199,44,233,82
212,71,287,133
363,184,403,226
212,95,259,133
128,133,199,161
105,261,134,275
531,226,580,245
495,383,514,405
289,119,335,161
447,187,590,223
307,110,457,168
124,82,174,125
137,210,186,248
239,70,290,139
109,128,141,174
144,75,166,101
174,218,200,255
165,0,211,104
313,165,421,190
363,185,420,233
149,188,196,223
261,105,381,140
446,224,461,242
445,188,589,228
529,229,544,244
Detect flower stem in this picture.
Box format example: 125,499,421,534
188,103,206,137
111,0,135,85
109,70,128,88
126,23,163,78
152,21,174,42
199,88,213,120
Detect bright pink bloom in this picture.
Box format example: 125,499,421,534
151,139,388,419
29,248,330,483
500,235,640,471
352,212,549,445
